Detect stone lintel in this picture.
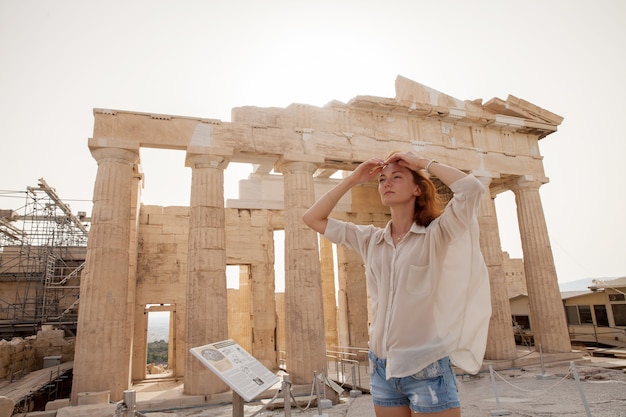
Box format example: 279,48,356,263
92,108,222,151
88,137,140,153
471,169,500,180
491,114,525,130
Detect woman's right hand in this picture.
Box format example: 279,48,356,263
349,158,386,184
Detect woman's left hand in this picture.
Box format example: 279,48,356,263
384,151,428,171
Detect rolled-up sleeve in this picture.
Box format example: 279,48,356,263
324,218,377,258
432,175,485,244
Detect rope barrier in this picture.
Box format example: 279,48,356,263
488,362,593,417
491,366,573,394
485,349,536,364
250,372,327,416
248,386,282,417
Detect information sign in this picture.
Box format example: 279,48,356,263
190,339,280,402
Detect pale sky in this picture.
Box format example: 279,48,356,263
1,0,624,286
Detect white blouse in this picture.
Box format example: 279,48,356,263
323,174,491,378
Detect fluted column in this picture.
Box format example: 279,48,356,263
320,237,338,349
510,176,571,353
227,266,252,352
476,176,517,360
184,153,230,395
250,250,278,369
276,157,326,384
336,244,369,349
71,147,139,404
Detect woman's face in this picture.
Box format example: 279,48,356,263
378,162,421,206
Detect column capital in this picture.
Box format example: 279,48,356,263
274,153,323,175
508,175,546,192
185,153,230,170
90,147,139,165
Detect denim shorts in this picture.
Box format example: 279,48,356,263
368,351,460,413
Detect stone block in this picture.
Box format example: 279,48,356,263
43,355,62,368
76,390,110,405
45,398,70,411
56,403,117,417
13,411,57,417
0,396,15,417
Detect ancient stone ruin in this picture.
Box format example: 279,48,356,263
70,75,571,403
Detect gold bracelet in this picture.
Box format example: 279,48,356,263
425,159,438,174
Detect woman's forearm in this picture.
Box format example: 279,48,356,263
302,176,356,234
420,159,467,186
303,158,385,234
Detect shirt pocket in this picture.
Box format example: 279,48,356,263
405,264,433,297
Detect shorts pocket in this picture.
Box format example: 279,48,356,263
410,360,443,380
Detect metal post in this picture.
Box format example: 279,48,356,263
349,363,362,397
319,367,332,409
282,373,291,417
314,371,329,417
233,392,244,417
570,361,592,417
536,344,552,379
488,365,511,416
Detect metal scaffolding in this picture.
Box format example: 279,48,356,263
0,178,90,339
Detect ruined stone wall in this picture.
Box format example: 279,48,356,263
133,205,189,380
73,76,570,400
503,252,527,297
132,205,286,379
0,328,74,380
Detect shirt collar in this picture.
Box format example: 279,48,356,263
378,221,427,244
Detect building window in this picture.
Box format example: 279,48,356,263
512,315,530,330
594,305,609,327
612,304,626,327
565,306,580,325
578,305,593,324
565,305,594,325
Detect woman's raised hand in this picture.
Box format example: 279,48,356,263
384,151,426,171
350,158,387,184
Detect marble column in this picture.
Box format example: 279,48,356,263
276,158,326,384
476,176,517,360
250,257,278,369
184,153,230,395
510,176,571,353
228,266,252,353
320,237,338,349
337,283,350,349
71,147,139,404
336,245,369,349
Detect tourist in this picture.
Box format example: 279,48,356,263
302,151,491,416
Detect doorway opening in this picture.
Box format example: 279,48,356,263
145,303,175,378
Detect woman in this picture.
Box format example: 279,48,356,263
303,151,491,416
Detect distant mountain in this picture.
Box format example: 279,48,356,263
558,277,618,292
559,278,594,291
147,314,170,343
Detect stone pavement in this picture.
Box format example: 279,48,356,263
130,352,626,417
21,351,626,416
